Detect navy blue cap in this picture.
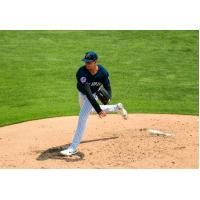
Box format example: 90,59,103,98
81,51,98,62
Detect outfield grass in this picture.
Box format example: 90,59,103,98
0,30,199,126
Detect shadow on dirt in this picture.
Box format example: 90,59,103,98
36,136,119,162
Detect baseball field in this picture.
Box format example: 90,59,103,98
0,30,199,168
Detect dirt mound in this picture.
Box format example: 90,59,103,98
0,114,198,168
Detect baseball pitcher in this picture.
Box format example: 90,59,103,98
60,51,128,156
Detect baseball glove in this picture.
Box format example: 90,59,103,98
96,85,111,105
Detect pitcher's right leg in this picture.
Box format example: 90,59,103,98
90,103,128,119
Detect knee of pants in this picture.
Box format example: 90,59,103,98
79,103,92,120
79,108,92,120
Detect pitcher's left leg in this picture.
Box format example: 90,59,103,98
70,98,93,150
60,97,93,156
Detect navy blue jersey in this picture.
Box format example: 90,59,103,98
76,64,111,96
76,64,112,113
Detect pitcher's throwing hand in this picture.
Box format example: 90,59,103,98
98,111,107,118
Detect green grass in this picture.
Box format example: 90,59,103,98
0,30,199,127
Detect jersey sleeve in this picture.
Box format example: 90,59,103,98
102,70,112,98
76,70,102,114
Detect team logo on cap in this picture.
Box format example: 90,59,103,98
80,77,87,83
85,54,91,59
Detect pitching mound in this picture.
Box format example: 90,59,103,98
0,114,198,168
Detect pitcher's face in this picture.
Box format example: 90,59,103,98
85,61,96,70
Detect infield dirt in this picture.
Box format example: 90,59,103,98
0,114,198,168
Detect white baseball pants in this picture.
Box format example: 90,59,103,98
69,92,119,150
